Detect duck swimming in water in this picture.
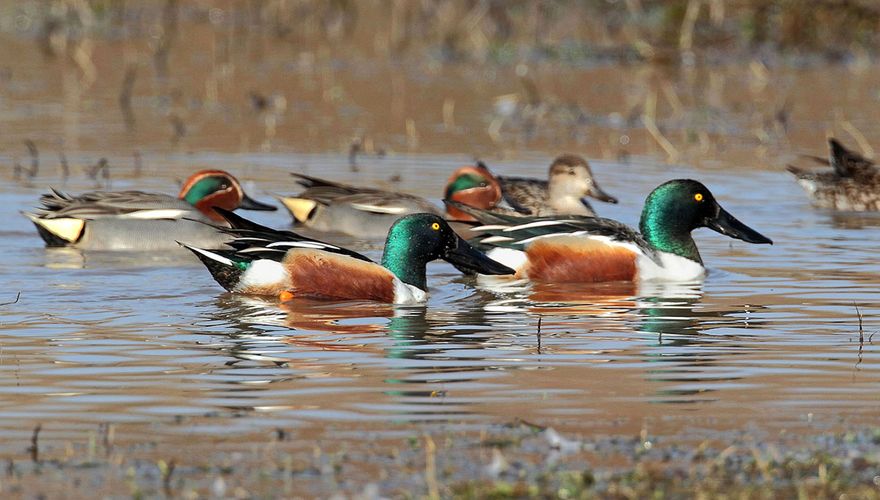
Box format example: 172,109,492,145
443,154,617,221
787,138,880,211
277,173,441,238
23,170,276,251
184,209,514,304
446,179,772,283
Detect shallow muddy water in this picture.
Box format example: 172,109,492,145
1,152,878,458
2,6,880,494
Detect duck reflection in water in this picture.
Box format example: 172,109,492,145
634,293,771,404
205,293,516,408
206,294,491,359
477,278,702,316
827,211,880,230
476,277,767,345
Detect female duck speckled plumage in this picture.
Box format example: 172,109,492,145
23,170,276,250
447,179,772,283
443,154,617,220
184,209,514,304
787,138,880,211
278,173,440,238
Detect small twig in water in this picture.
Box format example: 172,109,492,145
424,435,439,500
119,65,137,131
642,91,679,162
0,292,21,306
515,418,547,432
249,91,269,111
100,422,114,455
86,158,110,184
133,151,143,177
349,138,361,172
153,0,178,78
169,114,186,144
536,315,542,354
855,302,864,344
58,152,69,180
855,302,865,372
162,459,176,497
28,424,41,463
25,139,39,176
275,428,287,441
13,141,39,181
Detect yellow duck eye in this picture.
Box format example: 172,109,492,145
431,222,441,231
694,193,704,202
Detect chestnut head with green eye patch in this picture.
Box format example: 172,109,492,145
178,170,276,221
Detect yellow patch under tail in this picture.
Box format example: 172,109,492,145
27,216,85,244
278,197,317,223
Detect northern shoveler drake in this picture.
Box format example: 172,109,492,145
183,209,514,304
444,154,617,220
787,138,880,211
23,170,276,250
277,173,440,238
446,179,772,283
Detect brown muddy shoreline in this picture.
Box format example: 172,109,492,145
4,419,880,498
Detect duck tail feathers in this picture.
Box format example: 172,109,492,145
785,164,809,178
179,243,244,292
289,172,344,189
829,138,874,177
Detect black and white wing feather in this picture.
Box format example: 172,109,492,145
444,200,657,260
212,207,373,263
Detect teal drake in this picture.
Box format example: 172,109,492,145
183,209,514,304
278,173,440,238
787,138,880,211
24,169,276,251
444,154,617,220
446,179,772,283
443,162,504,221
